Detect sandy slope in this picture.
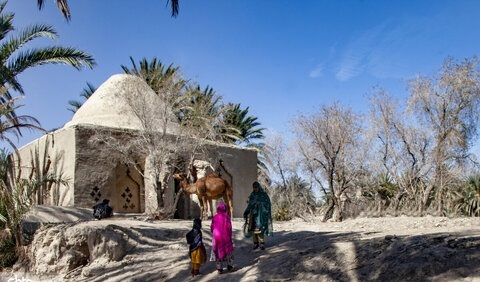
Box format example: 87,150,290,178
1,212,480,282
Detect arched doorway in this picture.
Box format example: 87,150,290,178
112,164,143,213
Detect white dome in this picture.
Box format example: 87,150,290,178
64,74,180,133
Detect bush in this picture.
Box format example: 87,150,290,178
270,175,316,221
0,230,17,270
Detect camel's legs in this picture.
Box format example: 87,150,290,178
200,197,208,220
224,189,233,218
208,198,214,218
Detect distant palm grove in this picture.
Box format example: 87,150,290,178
1,0,480,271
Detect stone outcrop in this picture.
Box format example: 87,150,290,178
31,222,135,275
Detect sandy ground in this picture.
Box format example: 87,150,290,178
1,207,480,282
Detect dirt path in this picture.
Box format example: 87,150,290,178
1,215,480,282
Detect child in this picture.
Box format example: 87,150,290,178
210,203,235,274
186,218,207,276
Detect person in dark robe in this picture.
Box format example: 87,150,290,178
93,199,113,219
243,182,273,250
186,218,207,276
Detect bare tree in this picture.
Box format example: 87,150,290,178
88,73,234,218
87,72,189,216
263,132,316,220
263,132,294,188
294,102,362,222
407,57,480,214
368,88,432,214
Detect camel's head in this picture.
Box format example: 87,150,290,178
172,172,187,181
173,172,196,194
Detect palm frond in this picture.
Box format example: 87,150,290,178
8,47,95,75
167,0,179,18
0,4,13,42
67,82,96,113
67,100,83,113
0,94,44,150
80,82,96,99
37,0,71,21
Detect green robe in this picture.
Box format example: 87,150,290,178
243,186,273,236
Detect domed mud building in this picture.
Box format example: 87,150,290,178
13,74,257,219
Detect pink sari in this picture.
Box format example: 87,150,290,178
210,203,234,260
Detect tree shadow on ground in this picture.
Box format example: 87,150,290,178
173,229,480,282
25,219,480,282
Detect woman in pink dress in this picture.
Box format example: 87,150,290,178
210,203,235,274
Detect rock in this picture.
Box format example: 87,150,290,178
384,235,397,241
31,222,135,275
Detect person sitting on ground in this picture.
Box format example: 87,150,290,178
93,199,113,219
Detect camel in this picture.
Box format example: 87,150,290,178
173,172,233,220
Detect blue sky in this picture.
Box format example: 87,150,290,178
5,0,480,148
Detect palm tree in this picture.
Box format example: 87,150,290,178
121,56,189,126
179,85,226,140
456,175,480,217
0,1,95,140
222,103,265,145
220,102,268,183
0,146,68,248
0,1,95,97
0,94,43,151
36,0,180,21
67,82,96,113
167,0,180,17
121,56,183,94
36,0,70,21
0,90,67,252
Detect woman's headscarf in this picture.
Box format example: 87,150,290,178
186,218,203,254
217,203,227,213
193,218,202,230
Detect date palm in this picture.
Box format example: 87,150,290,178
0,93,43,151
222,103,265,145
180,85,228,141
0,1,95,96
0,144,68,248
36,0,180,21
121,56,183,94
270,174,316,220
36,0,70,21
456,175,480,217
221,103,267,182
121,56,188,125
167,0,180,17
0,1,94,141
67,82,96,113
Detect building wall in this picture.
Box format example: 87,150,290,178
172,146,258,219
14,124,258,218
215,145,258,218
15,127,76,206
73,125,137,211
